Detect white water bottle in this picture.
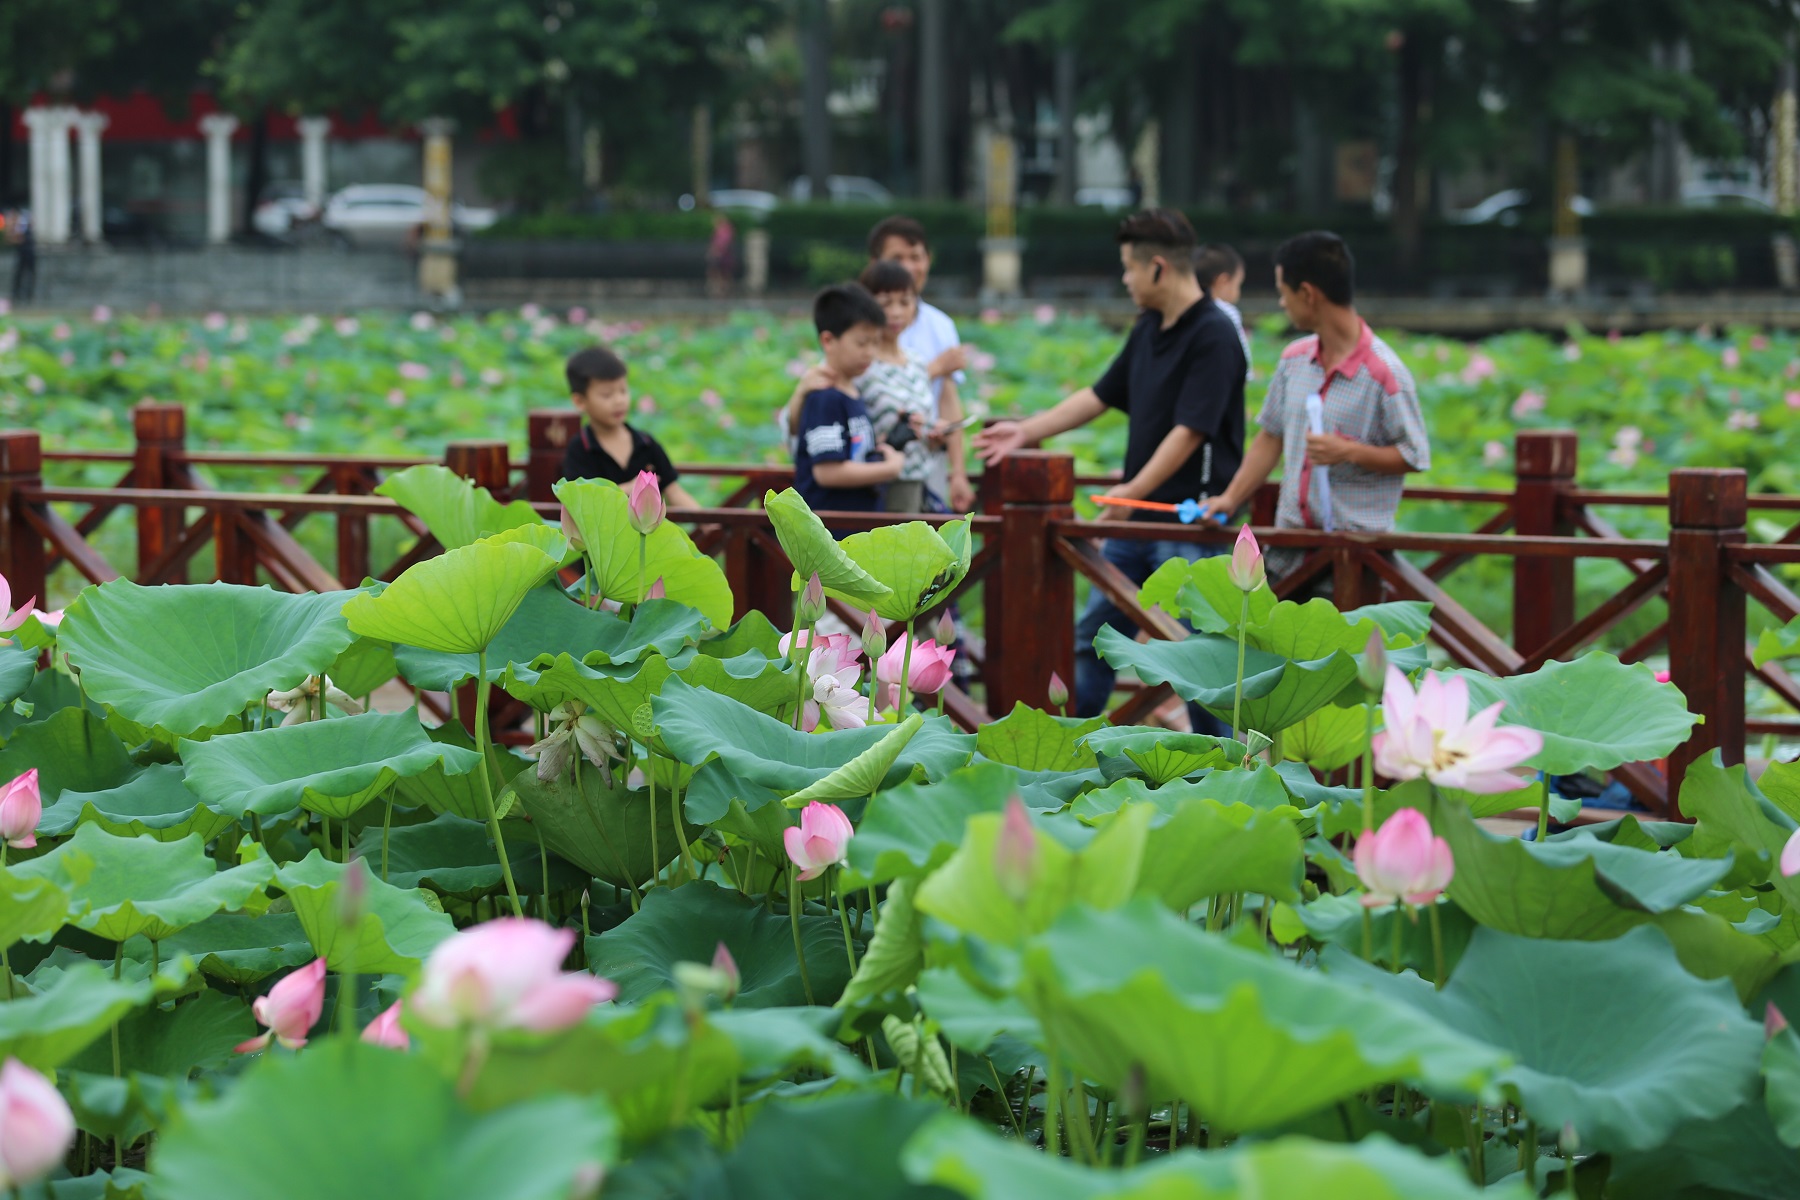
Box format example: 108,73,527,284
1304,393,1334,532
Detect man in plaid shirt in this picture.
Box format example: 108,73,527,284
1199,231,1430,582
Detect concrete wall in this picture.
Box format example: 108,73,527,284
1,247,420,313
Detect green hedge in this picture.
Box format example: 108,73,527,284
477,210,715,241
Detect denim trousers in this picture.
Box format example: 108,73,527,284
1074,534,1229,737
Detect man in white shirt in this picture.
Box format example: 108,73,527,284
869,215,966,406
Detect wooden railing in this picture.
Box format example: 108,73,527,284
6,402,1798,817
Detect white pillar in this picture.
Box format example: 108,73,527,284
21,109,49,243
75,112,108,245
199,113,239,245
43,107,75,244
297,116,331,208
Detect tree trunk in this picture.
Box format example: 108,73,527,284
801,0,832,200
1392,34,1424,280
918,0,946,198
1053,48,1077,206
241,112,269,237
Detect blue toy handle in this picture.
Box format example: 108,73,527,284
1174,499,1230,526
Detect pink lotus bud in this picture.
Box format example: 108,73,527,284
0,1058,76,1189
411,917,618,1034
1768,1002,1790,1040
626,470,664,535
994,797,1038,901
1227,525,1265,592
1353,809,1454,908
235,958,328,1053
0,770,39,850
559,506,586,553
646,577,666,601
1781,828,1800,878
1357,630,1387,695
934,610,956,646
570,1163,605,1200
361,1001,410,1050
860,609,887,660
712,942,740,1000
782,802,853,882
337,858,369,928
795,571,826,626
1047,671,1069,709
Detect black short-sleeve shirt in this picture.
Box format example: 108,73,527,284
793,387,881,514
1091,298,1247,521
560,423,682,488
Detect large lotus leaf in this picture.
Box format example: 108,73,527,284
181,709,482,821
1140,554,1277,633
1251,596,1400,661
150,1038,618,1200
1327,926,1763,1152
1127,796,1304,908
398,588,707,691
838,520,968,621
913,965,1043,1052
57,580,359,736
392,723,532,824
655,677,972,793
376,463,542,550
843,762,1016,889
499,759,696,891
10,826,273,943
763,487,891,608
326,637,399,700
342,531,562,655
1018,901,1507,1133
1766,1029,1800,1148
68,988,253,1079
905,1118,1529,1200
1756,614,1800,668
504,643,794,735
839,877,926,1011
0,643,36,706
785,715,924,806
135,911,315,987
1284,892,1478,982
696,1093,951,1200
1084,728,1235,786
554,476,733,627
361,812,584,900
0,961,154,1070
37,764,234,844
914,804,1154,946
1095,627,1356,735
0,708,135,808
975,704,1105,773
1447,654,1698,774
1002,764,1110,812
1685,756,1800,907
587,881,854,1008
275,853,454,976
1432,792,1732,940
1282,700,1371,771
0,872,67,954
1607,1099,1800,1200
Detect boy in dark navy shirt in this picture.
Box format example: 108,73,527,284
559,345,699,507
793,283,905,513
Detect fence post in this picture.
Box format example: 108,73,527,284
0,431,46,608
1512,430,1578,659
446,441,511,497
986,450,1075,717
1666,468,1747,807
526,409,580,504
133,401,187,578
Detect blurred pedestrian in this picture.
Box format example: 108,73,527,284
706,211,737,298
7,208,35,305
1196,243,1250,379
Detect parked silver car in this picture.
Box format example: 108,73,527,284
321,184,499,247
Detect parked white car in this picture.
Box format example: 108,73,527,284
787,175,894,204
252,182,318,238
321,185,498,247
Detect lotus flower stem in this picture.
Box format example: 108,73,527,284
380,785,395,882
665,759,697,884
1535,771,1551,844
636,533,647,606
112,942,124,1170
321,815,332,862
1390,901,1404,972
1231,592,1249,741
1429,902,1447,990
474,650,524,918
534,823,551,920
1045,1056,1064,1157
898,629,916,715
788,866,816,1005
1522,1119,1536,1188
789,619,816,730
0,846,9,1000
833,869,858,975
648,746,661,889
1362,703,1376,836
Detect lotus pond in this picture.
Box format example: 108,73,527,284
0,465,1798,1198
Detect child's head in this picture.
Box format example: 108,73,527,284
812,283,887,381
1196,243,1245,304
565,346,630,430
867,215,932,293
857,259,918,337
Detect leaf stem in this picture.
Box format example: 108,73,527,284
898,629,916,716
648,741,661,890
474,649,523,918
1429,901,1447,990
380,785,395,882
833,868,859,975
789,866,815,1005
1231,592,1248,740
1362,699,1376,835
1536,771,1551,843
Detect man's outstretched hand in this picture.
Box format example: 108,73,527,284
973,420,1028,467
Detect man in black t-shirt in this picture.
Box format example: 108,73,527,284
976,209,1246,727
559,345,699,508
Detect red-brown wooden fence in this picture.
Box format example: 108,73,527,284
7,402,1800,819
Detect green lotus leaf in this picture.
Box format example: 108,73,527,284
1685,755,1800,906
0,872,67,954
325,637,399,700
587,881,854,1008
763,486,891,608
181,709,482,821
914,804,1154,946
499,758,696,891
838,877,925,1011
654,677,972,795
1282,700,1373,771
839,520,968,621
398,588,707,691
393,723,532,824
503,643,794,735
1140,554,1276,633
360,811,583,900
1326,926,1763,1152
0,643,36,706
133,911,315,987
975,704,1105,772
375,463,542,549
682,1093,947,1200
150,1039,619,1200
1448,653,1699,774
905,1117,1530,1200
913,965,1044,1054
275,853,455,976
554,476,733,627
343,533,561,655
1084,728,1235,786
843,761,1017,889
0,707,135,808
67,989,253,1080
1127,795,1305,907
1755,613,1800,668
57,580,360,737
1606,1099,1800,1200
1285,892,1478,982
10,826,273,943
38,763,235,845
1095,627,1357,735
1017,900,1508,1133
0,961,154,1071
785,714,924,806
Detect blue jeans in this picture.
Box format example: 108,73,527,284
1074,535,1230,737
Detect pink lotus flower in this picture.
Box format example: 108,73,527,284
627,470,663,535
636,394,657,416
1769,1002,1790,1039
1654,669,1672,684
783,803,853,881
410,311,435,331
1723,345,1742,370
1781,827,1800,877
411,918,617,1034
783,633,865,731
91,305,111,323
1482,440,1506,467
712,942,740,1001
361,1001,410,1050
1372,665,1543,793
646,577,666,601
1460,353,1496,384
235,958,328,1052
1047,671,1069,709
1562,342,1582,362
994,796,1038,901
877,636,956,705
0,770,40,850
1754,335,1771,351
1511,390,1546,420
700,388,723,410
397,361,430,381
1034,304,1058,325
811,678,867,731
202,311,227,332
1354,808,1454,908
0,1059,76,1190
1227,525,1265,592
0,576,36,638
